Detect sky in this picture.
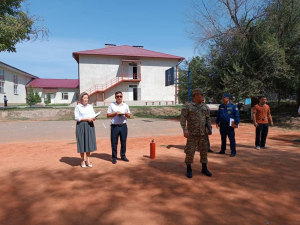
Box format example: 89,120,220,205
0,0,199,79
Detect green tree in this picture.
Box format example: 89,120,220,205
178,56,212,103
26,85,36,106
34,91,41,103
187,0,300,104
0,0,49,52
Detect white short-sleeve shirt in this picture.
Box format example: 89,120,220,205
107,102,131,124
74,103,96,122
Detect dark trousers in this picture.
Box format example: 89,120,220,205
220,122,236,154
111,124,128,159
255,123,269,147
4,101,7,107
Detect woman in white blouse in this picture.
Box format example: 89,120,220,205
75,92,98,168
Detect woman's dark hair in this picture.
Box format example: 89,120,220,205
115,91,122,96
80,92,89,102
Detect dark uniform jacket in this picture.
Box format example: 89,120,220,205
180,101,211,136
216,102,240,125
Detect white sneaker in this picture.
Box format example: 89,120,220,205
86,161,93,168
255,146,260,150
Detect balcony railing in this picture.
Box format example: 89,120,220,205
84,73,141,95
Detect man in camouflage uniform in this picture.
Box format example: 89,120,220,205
180,89,212,178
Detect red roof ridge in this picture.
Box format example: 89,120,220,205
72,45,185,62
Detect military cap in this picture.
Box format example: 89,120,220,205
223,93,231,98
192,88,205,95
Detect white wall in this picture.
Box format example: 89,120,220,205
0,64,33,105
33,88,79,104
79,55,121,93
78,55,179,102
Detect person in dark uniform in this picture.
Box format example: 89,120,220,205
216,94,240,157
4,95,8,107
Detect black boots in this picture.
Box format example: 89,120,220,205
186,164,212,178
186,164,193,178
201,163,212,177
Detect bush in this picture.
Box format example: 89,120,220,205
34,91,42,103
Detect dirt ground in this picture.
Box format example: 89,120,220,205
0,121,300,225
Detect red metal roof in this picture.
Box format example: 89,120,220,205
26,79,79,88
72,45,185,62
0,61,38,78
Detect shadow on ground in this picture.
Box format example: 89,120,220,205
1,145,300,225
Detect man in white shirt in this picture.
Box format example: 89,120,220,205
107,91,131,164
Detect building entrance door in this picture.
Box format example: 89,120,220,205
128,85,138,101
46,93,55,104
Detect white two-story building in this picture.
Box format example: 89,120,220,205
72,45,184,105
0,61,38,106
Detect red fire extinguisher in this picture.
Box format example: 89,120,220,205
150,139,155,159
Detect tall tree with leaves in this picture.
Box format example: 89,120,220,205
26,85,36,106
0,0,49,52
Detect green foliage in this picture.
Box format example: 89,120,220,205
44,98,50,105
0,0,49,52
186,0,300,104
26,85,36,106
34,91,41,103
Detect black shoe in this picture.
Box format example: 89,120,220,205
208,149,214,153
112,158,117,164
121,157,129,162
230,153,236,157
216,151,225,154
186,164,193,178
201,163,212,177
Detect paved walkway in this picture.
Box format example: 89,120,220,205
0,118,209,143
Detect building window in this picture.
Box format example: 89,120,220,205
13,74,18,84
14,84,18,94
62,92,68,100
0,69,4,81
0,82,4,93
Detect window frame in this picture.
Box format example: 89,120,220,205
13,74,18,84
62,92,69,100
0,69,4,81
0,81,4,93
14,84,18,95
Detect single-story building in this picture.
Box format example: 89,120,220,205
26,79,79,104
0,61,38,106
72,44,184,105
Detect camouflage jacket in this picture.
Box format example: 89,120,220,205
180,101,211,136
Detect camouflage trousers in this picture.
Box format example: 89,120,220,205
184,135,208,164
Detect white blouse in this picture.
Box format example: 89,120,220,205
74,103,96,122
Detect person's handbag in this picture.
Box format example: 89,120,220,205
205,122,212,135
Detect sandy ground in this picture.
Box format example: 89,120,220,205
0,119,299,225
